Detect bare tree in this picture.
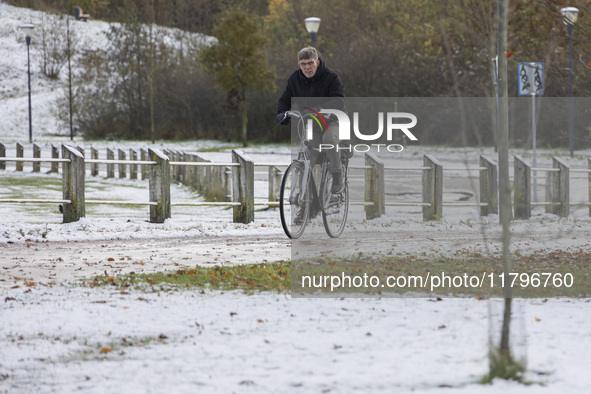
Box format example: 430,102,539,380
37,12,69,79
487,0,524,382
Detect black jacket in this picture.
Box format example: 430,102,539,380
277,58,345,117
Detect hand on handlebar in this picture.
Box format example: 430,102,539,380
276,112,289,126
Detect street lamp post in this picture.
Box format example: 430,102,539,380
20,24,34,144
304,17,321,47
561,7,578,157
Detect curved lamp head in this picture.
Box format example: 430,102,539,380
560,7,579,26
19,24,35,37
304,17,321,34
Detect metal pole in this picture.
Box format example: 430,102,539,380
568,25,574,157
26,35,32,144
493,57,500,153
310,32,316,48
532,92,537,202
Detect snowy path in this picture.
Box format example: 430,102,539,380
3,219,591,290
0,234,290,290
2,214,591,290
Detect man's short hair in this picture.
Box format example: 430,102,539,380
297,47,319,62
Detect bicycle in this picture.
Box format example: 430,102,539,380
278,110,350,239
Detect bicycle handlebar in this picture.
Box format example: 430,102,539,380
285,110,302,119
277,110,303,126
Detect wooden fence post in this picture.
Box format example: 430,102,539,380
551,157,570,217
130,149,138,180
106,148,115,178
171,151,179,182
513,155,531,219
149,148,171,223
192,156,230,202
189,155,197,188
32,144,41,173
0,143,5,170
91,148,99,176
16,143,23,171
197,157,206,194
141,149,148,180
268,166,282,203
422,154,443,221
168,151,175,182
479,155,498,216
194,155,203,193
168,151,175,181
186,154,195,189
232,150,254,223
118,149,126,179
365,152,385,220
176,151,183,183
179,152,186,185
185,154,193,187
62,145,85,223
76,146,85,157
51,145,59,173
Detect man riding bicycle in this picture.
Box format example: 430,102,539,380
276,47,346,195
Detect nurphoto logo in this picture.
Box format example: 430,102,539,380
305,108,418,153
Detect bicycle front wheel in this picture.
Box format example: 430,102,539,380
279,161,310,239
321,170,349,238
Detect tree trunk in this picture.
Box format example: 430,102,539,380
241,98,248,147
149,0,156,143
497,0,513,356
66,14,73,140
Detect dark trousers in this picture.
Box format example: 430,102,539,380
308,122,342,173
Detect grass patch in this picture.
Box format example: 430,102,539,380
1,173,63,201
482,351,527,384
0,173,64,220
84,261,291,293
81,249,591,297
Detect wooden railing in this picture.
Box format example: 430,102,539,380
2,142,590,224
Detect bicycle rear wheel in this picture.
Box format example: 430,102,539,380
279,162,310,239
321,170,349,238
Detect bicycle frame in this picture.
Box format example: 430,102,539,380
280,109,349,238
287,111,330,213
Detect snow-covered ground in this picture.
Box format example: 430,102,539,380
2,3,591,393
2,287,590,394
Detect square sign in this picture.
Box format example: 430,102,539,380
518,62,544,96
